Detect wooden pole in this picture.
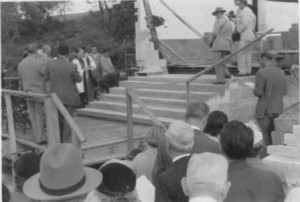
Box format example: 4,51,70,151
159,40,188,64
4,94,18,188
127,90,167,130
186,82,191,106
44,97,61,145
159,0,203,39
50,93,86,143
126,90,134,151
2,133,46,151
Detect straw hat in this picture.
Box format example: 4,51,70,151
23,144,102,201
212,7,226,16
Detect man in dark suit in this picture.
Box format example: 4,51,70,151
155,120,194,202
152,102,220,186
42,45,82,147
254,52,287,152
220,121,285,202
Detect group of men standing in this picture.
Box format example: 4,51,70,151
210,0,256,84
18,43,118,146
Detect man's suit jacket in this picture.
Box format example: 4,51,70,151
152,129,220,186
44,57,82,107
212,16,233,52
155,156,190,202
254,63,287,119
18,54,46,94
225,160,285,202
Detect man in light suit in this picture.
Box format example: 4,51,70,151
42,45,82,147
234,0,256,76
155,120,194,202
254,52,287,153
18,43,47,144
211,7,233,84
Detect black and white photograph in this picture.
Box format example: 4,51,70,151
1,0,299,201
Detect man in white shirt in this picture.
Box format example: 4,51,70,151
181,153,230,202
234,0,256,76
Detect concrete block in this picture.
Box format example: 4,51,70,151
284,133,300,148
267,145,300,158
263,155,300,185
293,125,300,136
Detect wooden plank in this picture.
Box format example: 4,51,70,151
2,89,48,99
50,93,87,143
4,94,18,187
127,90,167,130
2,133,46,151
44,98,61,145
126,90,134,150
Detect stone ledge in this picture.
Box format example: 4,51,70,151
263,155,300,185
293,125,300,136
284,133,300,148
267,145,300,158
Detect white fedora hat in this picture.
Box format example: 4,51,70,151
23,144,102,201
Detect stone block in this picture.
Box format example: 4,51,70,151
284,133,300,148
263,155,300,185
293,125,300,136
267,145,300,158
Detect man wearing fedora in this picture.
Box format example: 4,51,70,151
155,120,194,202
23,144,102,202
211,7,233,84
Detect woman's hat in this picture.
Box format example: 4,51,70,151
23,144,102,201
97,159,136,196
212,7,226,16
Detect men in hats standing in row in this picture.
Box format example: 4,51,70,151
211,7,233,84
155,120,194,202
23,144,102,202
18,43,47,144
42,45,82,147
233,0,256,76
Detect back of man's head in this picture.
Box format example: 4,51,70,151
220,121,254,160
165,120,194,153
42,45,51,56
239,0,248,5
186,102,209,121
58,45,69,56
27,43,38,54
182,153,230,201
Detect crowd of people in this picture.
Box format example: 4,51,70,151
3,101,299,202
17,42,121,146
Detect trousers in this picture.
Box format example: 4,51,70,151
27,99,45,142
237,40,252,74
213,51,231,82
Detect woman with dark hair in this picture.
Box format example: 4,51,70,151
204,110,228,141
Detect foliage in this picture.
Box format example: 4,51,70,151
1,0,136,72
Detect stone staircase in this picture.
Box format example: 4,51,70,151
77,74,261,165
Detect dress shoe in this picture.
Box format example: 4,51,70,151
224,75,232,79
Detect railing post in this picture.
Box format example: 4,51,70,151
126,89,134,151
186,81,191,106
4,93,18,187
44,97,60,145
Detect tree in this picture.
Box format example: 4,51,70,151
1,2,20,42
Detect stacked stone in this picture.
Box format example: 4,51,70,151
263,125,300,187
